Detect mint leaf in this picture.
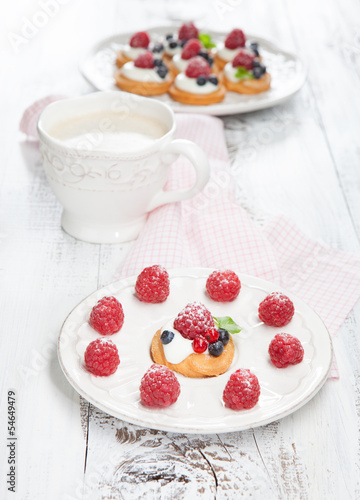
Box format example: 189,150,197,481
213,316,241,334
198,33,216,49
234,66,254,80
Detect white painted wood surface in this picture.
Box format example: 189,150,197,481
1,0,360,498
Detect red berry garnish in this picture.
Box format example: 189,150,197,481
174,301,215,340
193,335,208,353
135,265,170,303
181,38,202,60
89,296,124,335
140,364,180,407
206,269,241,302
224,28,246,50
84,339,120,376
204,327,219,343
269,334,304,368
232,49,255,70
178,21,199,41
134,51,154,69
258,292,295,327
223,369,260,410
129,31,150,48
185,56,211,78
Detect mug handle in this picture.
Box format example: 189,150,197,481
146,139,210,212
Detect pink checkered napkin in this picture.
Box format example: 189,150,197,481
119,113,360,379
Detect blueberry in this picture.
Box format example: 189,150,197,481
166,33,174,41
169,41,178,49
207,56,214,67
180,40,187,47
196,76,207,86
250,42,260,57
218,329,230,345
157,66,168,79
208,75,218,85
161,330,174,344
152,43,164,53
253,64,266,79
198,49,209,60
153,58,163,67
208,340,224,357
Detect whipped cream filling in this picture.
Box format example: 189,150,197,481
224,62,253,83
161,321,195,364
216,42,241,62
175,74,219,94
122,45,147,59
121,61,170,83
172,53,190,72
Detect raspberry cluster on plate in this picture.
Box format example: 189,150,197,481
82,265,304,413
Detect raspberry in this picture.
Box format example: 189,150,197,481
258,292,295,327
134,51,154,69
178,21,199,41
89,296,124,335
269,334,304,368
232,49,255,70
174,301,215,340
140,364,180,407
135,265,170,303
204,327,219,343
206,270,241,302
185,56,211,78
224,28,246,50
129,31,150,48
223,369,260,410
84,339,120,376
181,38,202,60
193,335,208,353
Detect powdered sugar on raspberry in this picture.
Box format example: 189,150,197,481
206,269,241,302
269,333,304,368
173,301,215,340
140,364,181,407
223,368,260,410
84,338,120,377
258,292,295,327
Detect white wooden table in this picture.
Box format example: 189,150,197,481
1,0,360,498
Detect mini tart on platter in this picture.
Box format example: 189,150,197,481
116,30,165,68
169,38,219,77
116,30,151,68
169,56,225,105
163,21,200,62
214,28,260,70
224,49,271,95
151,329,235,378
115,51,173,96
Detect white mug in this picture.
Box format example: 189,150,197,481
37,91,210,243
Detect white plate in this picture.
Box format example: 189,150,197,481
58,268,332,434
80,26,306,116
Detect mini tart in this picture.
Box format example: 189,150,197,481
169,82,226,105
225,72,271,95
114,70,172,96
151,329,235,378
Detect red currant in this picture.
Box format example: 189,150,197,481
192,335,208,353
